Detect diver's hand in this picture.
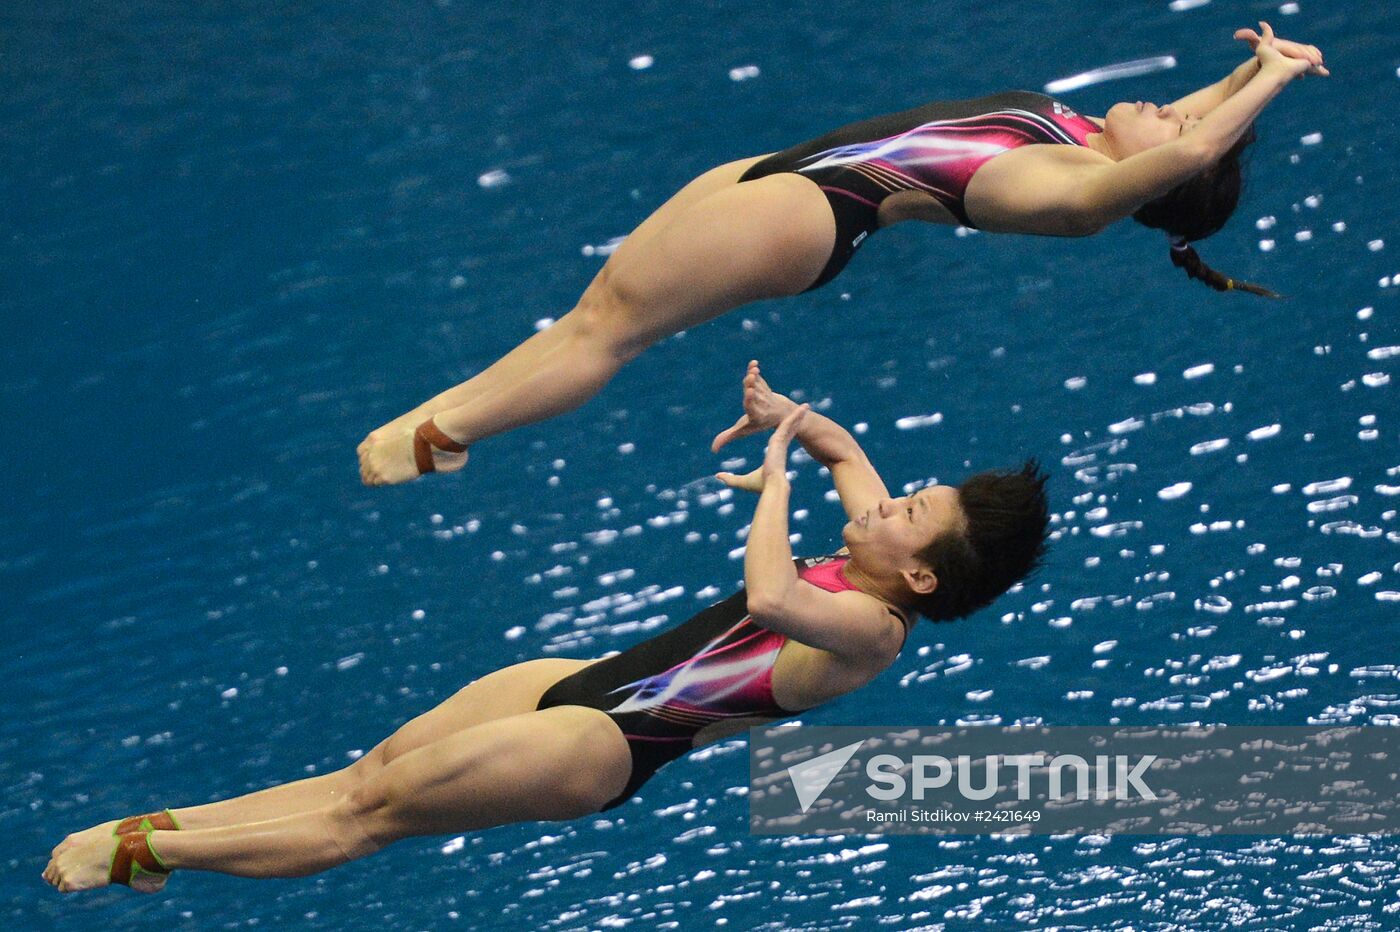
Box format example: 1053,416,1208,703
761,404,808,486
710,359,799,453
714,466,765,494
715,404,810,493
1237,22,1328,77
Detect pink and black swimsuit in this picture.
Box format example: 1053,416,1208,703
738,91,1102,290
536,554,909,810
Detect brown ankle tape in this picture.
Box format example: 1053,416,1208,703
115,809,179,835
413,420,467,475
109,833,170,887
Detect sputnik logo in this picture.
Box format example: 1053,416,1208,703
786,740,866,812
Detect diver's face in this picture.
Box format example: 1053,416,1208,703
1103,100,1199,158
841,485,963,563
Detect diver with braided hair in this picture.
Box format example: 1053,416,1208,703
359,23,1326,486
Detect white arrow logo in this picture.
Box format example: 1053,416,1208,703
787,740,866,812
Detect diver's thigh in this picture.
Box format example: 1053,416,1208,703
602,172,835,338
356,706,631,835
616,154,771,258
378,658,592,765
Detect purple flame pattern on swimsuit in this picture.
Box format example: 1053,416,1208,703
736,91,1104,291
604,556,860,738
793,99,1100,226
533,553,911,808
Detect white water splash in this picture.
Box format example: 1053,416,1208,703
1044,56,1176,94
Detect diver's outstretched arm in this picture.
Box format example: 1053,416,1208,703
1001,23,1325,234
1171,29,1326,116
1170,57,1264,117
1076,23,1320,227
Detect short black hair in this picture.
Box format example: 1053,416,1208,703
907,460,1050,622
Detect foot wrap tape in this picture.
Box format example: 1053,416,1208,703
413,419,468,474
114,809,180,835
109,833,170,888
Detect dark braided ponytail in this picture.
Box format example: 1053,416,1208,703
1133,123,1281,298
1169,238,1280,298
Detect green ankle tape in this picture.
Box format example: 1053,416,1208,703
112,809,182,836
146,833,171,872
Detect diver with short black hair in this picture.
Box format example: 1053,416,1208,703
46,361,1050,892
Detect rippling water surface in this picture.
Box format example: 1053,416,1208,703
5,0,1399,928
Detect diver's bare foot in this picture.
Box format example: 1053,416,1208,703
372,406,432,439
358,426,468,486
46,832,170,894
51,819,120,860
44,834,132,893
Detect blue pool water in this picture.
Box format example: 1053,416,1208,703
5,0,1399,927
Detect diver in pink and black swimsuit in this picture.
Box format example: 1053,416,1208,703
358,25,1325,488
536,552,897,810
738,92,1102,289
46,362,1050,892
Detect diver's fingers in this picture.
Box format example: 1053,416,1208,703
712,414,752,453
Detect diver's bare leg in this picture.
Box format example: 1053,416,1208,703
359,172,834,485
52,659,587,856
46,707,629,889
364,155,769,439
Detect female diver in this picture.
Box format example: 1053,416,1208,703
358,24,1325,487
47,362,1049,892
